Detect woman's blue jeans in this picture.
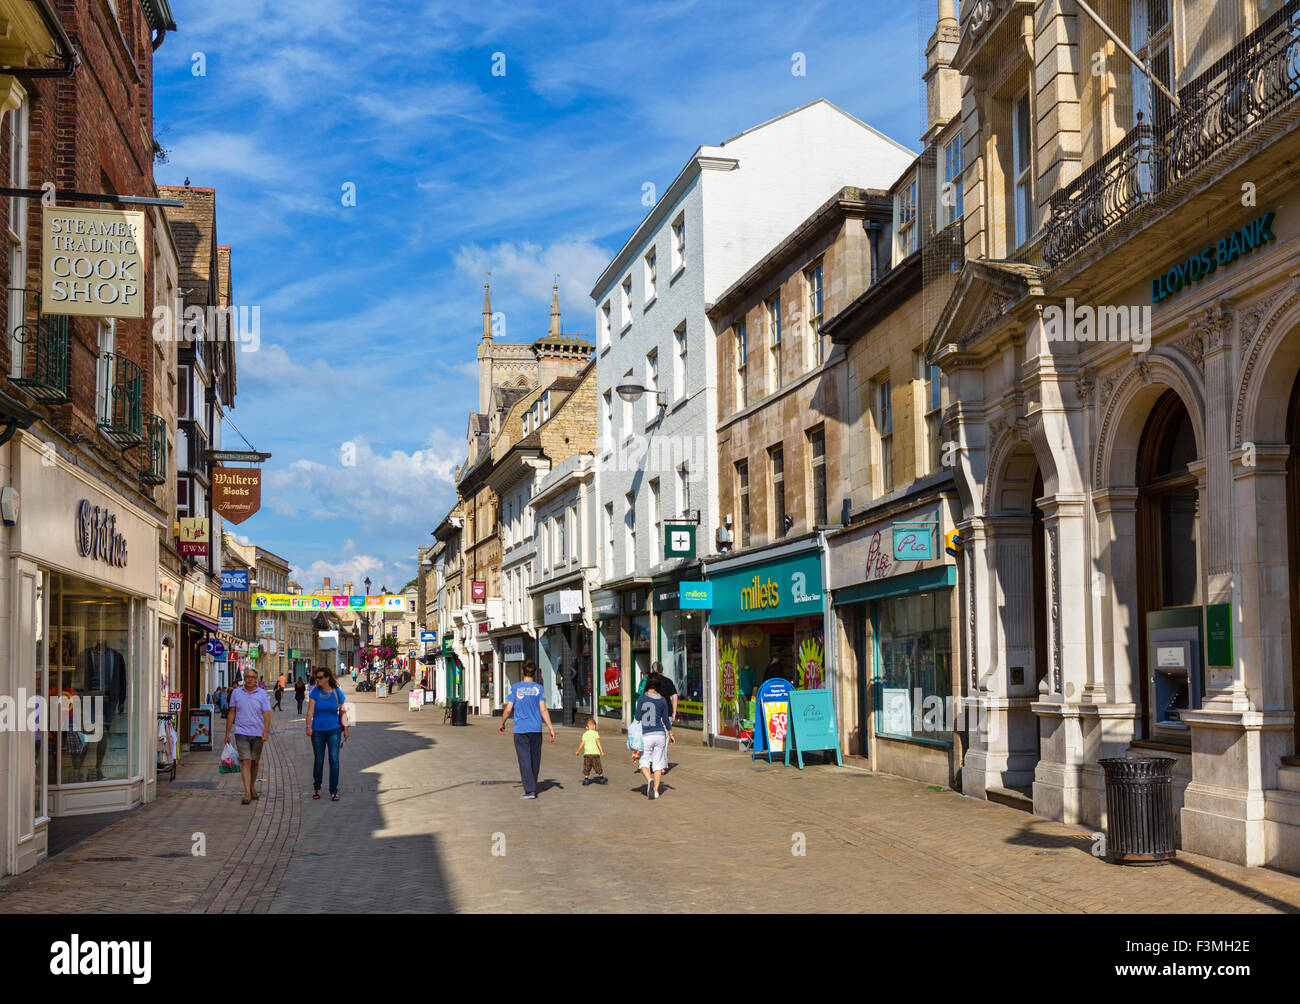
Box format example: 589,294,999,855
311,728,342,795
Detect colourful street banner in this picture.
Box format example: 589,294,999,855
250,593,406,611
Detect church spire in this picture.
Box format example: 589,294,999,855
482,278,493,342
548,276,561,339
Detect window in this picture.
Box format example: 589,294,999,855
625,492,636,576
924,361,942,475
770,446,786,538
558,509,567,565
177,477,190,515
96,319,116,423
897,177,918,256
645,348,659,424
943,135,964,226
178,364,192,420
677,462,690,519
621,276,633,329
542,391,550,422
674,323,687,401
644,247,657,303
809,427,827,527
805,262,824,368
1131,0,1173,129
877,380,894,493
767,294,782,392
671,214,685,274
522,412,530,435
735,321,748,410
602,390,613,449
621,370,634,438
650,478,661,540
735,461,750,548
604,502,615,577
600,300,612,350
1013,93,1033,248
567,505,577,564
532,402,540,430
7,96,28,375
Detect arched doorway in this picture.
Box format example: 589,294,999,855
1136,390,1201,744
1286,374,1300,754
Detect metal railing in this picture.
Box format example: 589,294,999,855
97,351,144,448
8,288,68,403
1042,0,1300,267
140,413,166,484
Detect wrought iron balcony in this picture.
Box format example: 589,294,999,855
9,288,69,404
97,352,144,449
140,413,167,485
1043,0,1300,267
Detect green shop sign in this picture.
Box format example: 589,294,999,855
709,551,824,625
1151,212,1275,304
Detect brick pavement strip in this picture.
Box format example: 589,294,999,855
5,680,1300,913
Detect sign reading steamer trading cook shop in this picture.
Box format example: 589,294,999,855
42,206,147,319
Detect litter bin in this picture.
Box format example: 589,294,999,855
1098,756,1177,864
450,700,469,727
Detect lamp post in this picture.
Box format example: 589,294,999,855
363,576,372,674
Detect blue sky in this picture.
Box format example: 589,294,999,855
153,0,928,592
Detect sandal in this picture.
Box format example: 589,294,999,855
313,790,320,800
241,795,251,805
331,794,340,801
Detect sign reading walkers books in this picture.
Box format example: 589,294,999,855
785,689,842,770
211,467,262,525
752,677,791,763
664,523,696,560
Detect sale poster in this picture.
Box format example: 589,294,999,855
765,700,789,753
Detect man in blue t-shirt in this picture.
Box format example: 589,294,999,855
499,661,555,799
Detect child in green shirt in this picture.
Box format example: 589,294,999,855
575,717,606,785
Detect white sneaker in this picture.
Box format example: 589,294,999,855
652,788,659,799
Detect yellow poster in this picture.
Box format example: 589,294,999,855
765,700,789,753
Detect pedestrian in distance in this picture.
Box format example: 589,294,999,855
636,672,674,800
273,679,284,712
499,660,555,799
294,676,306,715
306,667,349,802
574,717,606,785
224,667,272,805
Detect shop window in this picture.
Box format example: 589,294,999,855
874,590,953,745
598,619,621,717
659,608,704,728
716,618,824,738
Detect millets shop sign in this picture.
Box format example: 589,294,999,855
42,207,146,319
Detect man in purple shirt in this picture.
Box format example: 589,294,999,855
224,667,272,805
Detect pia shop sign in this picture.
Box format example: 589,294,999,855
42,207,146,319
75,500,128,568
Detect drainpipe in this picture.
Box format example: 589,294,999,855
818,527,839,753
0,0,80,78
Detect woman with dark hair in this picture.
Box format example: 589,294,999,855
306,667,349,801
294,675,307,715
635,672,674,800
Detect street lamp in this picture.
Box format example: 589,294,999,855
363,576,373,672
616,383,666,410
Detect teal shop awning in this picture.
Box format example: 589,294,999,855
832,565,956,607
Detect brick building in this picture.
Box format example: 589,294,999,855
0,0,179,877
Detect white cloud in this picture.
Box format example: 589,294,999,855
453,237,611,325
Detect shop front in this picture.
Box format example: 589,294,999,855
703,543,830,748
829,499,961,786
592,589,622,721
4,433,163,874
495,633,531,699
537,587,592,721
652,579,706,730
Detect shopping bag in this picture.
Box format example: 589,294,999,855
218,742,241,774
626,720,643,752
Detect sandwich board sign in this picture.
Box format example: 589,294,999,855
751,677,791,763
784,689,842,769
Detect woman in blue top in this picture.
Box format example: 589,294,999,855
306,667,349,801
635,673,674,800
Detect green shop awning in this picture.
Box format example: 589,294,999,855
832,564,956,607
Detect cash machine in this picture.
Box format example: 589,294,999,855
1146,610,1204,740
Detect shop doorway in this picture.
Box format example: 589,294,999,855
1286,373,1300,754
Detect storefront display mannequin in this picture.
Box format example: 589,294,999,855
76,639,127,781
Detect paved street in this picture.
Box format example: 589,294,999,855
5,681,1300,914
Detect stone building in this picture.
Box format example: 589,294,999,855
930,0,1300,869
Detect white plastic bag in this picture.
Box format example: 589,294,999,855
218,742,240,774
626,720,643,752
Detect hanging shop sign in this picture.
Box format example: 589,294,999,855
247,646,260,659
502,637,526,662
543,589,582,625
592,589,621,619
211,467,262,525
220,569,248,591
442,636,455,657
41,206,146,318
1150,212,1276,304
178,517,209,556
785,689,842,770
471,581,486,602
75,499,129,567
709,551,824,625
892,522,937,561
259,617,275,637
219,598,234,631
420,631,437,644
204,639,226,661
664,523,696,560
679,581,713,609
